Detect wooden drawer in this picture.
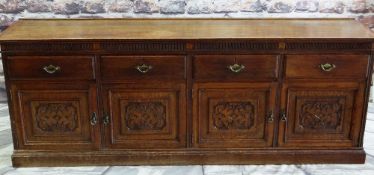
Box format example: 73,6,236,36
101,56,185,80
194,55,279,81
7,56,95,80
285,55,369,79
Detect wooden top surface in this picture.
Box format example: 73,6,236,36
1,19,373,41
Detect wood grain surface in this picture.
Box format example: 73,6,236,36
1,19,374,41
1,19,373,166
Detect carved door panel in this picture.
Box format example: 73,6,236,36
10,83,99,150
102,83,186,149
278,82,366,148
193,83,276,148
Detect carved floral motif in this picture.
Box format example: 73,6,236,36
299,100,343,130
124,102,166,130
33,102,78,132
212,102,254,130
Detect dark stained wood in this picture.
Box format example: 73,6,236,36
0,19,373,166
192,83,276,148
11,149,366,167
101,56,185,81
285,55,370,80
193,55,279,81
8,82,100,150
7,56,95,80
101,82,186,149
278,82,366,148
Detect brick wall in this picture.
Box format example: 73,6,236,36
0,0,374,28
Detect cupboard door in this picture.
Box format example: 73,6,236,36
102,83,186,149
10,83,99,150
278,82,366,148
193,83,276,148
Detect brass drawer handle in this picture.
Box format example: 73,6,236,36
228,63,245,73
43,65,61,74
136,64,152,74
320,63,336,72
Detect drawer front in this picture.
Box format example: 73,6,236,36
194,55,279,81
101,56,185,80
285,55,369,79
7,56,95,80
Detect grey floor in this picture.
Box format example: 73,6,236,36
0,103,374,175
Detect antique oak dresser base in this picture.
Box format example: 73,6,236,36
12,150,365,167
0,19,373,166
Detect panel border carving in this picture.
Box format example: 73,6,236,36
105,83,186,149
286,42,371,51
194,83,276,149
100,41,186,52
278,82,363,148
193,41,279,51
10,84,97,151
4,42,94,52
